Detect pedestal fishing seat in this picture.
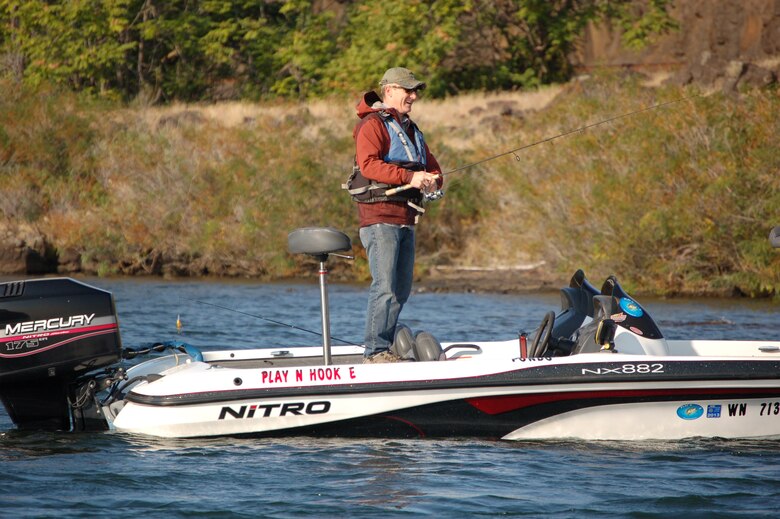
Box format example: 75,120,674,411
288,227,352,365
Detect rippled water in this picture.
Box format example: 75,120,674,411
2,277,780,517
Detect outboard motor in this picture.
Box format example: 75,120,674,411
0,278,122,431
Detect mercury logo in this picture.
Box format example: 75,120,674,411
4,313,96,335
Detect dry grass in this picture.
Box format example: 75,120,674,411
2,76,778,296
127,86,563,165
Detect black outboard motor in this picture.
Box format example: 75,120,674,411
0,278,122,431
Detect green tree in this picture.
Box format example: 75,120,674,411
443,0,677,91
130,0,287,101
269,0,337,98
322,0,472,97
0,1,299,101
0,0,677,101
0,0,136,97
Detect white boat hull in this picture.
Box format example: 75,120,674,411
106,345,780,440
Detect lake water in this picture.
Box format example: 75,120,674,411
1,277,780,517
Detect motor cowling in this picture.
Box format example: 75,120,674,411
0,278,122,430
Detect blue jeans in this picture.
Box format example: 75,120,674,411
360,223,415,356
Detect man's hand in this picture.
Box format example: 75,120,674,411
409,171,440,191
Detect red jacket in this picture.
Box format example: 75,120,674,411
353,91,442,227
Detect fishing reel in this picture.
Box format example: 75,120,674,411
424,189,445,202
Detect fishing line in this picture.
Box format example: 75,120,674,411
448,93,699,176
186,298,363,347
387,92,701,195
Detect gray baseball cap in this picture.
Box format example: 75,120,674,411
379,67,427,90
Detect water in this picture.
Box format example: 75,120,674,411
2,277,780,518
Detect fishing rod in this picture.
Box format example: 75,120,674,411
386,93,700,196
186,298,363,347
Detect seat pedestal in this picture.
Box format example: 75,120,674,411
288,227,352,365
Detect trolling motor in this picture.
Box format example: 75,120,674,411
288,227,353,365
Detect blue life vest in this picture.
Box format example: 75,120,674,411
344,111,426,205
382,116,428,169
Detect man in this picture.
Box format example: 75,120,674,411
347,67,443,363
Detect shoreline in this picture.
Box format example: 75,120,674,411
415,265,564,295
0,226,773,300
3,265,765,301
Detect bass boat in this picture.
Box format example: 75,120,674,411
2,227,780,441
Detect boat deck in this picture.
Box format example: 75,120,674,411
207,354,366,369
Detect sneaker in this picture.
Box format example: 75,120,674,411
363,350,404,364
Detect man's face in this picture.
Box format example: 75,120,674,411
384,85,420,115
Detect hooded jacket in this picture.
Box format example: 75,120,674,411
353,91,442,227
